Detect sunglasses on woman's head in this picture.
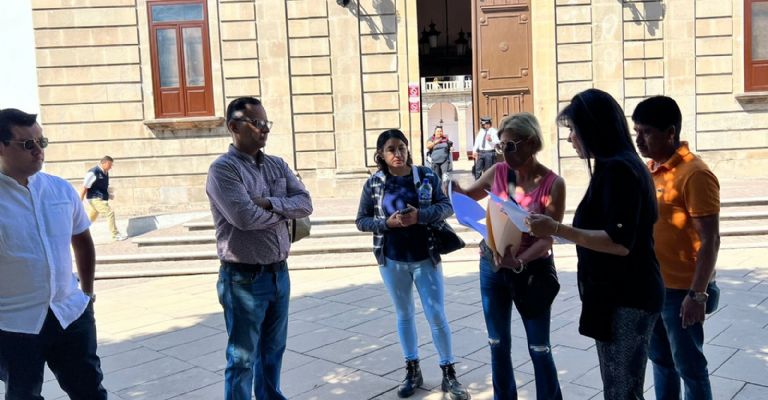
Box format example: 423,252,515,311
3,137,49,150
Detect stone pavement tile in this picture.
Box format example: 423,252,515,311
717,288,768,308
97,309,175,335
716,274,761,292
704,304,768,341
290,301,358,324
102,357,193,392
518,345,598,385
289,296,327,315
101,347,166,374
347,313,398,338
197,311,226,330
444,284,482,306
714,350,768,386
749,281,768,294
452,308,486,329
281,358,357,398
105,315,205,341
444,301,482,323
450,327,488,358
138,324,221,351
287,325,354,353
704,343,740,371
350,292,395,312
116,367,221,400
98,338,143,357
168,381,223,399
710,324,768,353
307,333,398,363
283,349,318,372
462,367,532,400
383,355,483,392
733,383,768,399
710,375,748,400
343,342,418,376
517,380,601,400
293,369,399,400
323,287,386,304
381,317,437,346
550,321,595,350
442,271,480,287
159,331,227,361
321,306,392,330
573,363,654,392
187,348,225,372
289,319,330,338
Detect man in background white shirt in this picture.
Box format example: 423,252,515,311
472,116,499,179
0,108,108,399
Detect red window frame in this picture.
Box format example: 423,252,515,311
745,0,768,91
147,0,215,118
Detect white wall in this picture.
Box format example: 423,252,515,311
0,0,39,114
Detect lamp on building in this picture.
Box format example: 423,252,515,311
419,28,430,55
455,29,468,56
427,21,440,49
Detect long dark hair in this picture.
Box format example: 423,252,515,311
374,129,413,173
557,89,638,161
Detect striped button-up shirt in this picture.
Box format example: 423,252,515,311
206,145,313,265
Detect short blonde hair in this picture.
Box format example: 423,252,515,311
498,112,543,153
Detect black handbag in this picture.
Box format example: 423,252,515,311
431,221,465,254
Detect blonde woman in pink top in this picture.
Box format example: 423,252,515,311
452,112,566,400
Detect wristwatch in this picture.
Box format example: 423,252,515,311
688,290,708,304
85,292,96,302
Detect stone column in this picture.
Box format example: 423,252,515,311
456,103,468,159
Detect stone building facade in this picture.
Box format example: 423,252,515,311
29,0,768,214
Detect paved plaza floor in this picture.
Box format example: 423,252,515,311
6,245,768,399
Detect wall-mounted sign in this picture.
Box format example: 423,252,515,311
408,83,420,113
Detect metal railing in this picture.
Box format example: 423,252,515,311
421,77,472,93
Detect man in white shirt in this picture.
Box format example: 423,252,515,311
472,116,499,179
0,108,108,399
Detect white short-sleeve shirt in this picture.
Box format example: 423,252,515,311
0,172,92,334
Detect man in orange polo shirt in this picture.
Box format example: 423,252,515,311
633,96,720,400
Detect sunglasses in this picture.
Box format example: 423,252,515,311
495,139,522,154
3,137,49,150
233,118,273,130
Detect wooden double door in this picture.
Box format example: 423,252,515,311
472,0,533,128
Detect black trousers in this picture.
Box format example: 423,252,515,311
0,303,108,400
475,150,496,179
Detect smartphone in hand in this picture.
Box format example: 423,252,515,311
398,207,414,215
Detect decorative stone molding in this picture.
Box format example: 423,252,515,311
143,117,225,130
735,92,768,105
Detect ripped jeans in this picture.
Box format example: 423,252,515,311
480,256,562,400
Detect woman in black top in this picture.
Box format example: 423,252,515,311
528,89,664,399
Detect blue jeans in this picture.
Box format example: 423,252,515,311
649,282,720,400
479,256,562,400
380,258,454,365
0,303,107,400
217,261,290,400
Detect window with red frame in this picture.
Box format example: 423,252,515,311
148,0,214,118
746,0,768,91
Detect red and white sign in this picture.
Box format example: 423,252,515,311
408,83,420,113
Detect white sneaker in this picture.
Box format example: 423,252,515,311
113,234,128,241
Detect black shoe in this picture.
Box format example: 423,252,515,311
397,359,423,398
441,363,470,400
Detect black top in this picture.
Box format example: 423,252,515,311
86,165,109,200
572,153,665,341
382,174,430,262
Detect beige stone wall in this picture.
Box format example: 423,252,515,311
31,0,419,214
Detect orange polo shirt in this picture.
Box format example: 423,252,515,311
649,142,720,289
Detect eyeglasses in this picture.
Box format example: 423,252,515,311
233,118,273,130
495,139,522,154
3,137,49,150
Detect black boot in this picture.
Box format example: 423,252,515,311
441,363,470,400
397,359,423,398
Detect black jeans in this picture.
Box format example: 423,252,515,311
0,303,107,400
475,150,496,179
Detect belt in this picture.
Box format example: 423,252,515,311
478,150,496,153
221,260,286,273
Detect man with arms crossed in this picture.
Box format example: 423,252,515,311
0,108,107,399
471,117,499,180
206,97,312,400
634,96,720,400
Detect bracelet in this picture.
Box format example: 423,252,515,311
512,258,526,274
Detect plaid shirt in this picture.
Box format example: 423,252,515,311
355,166,453,266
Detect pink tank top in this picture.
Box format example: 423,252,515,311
490,162,558,255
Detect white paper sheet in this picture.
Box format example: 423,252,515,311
449,190,488,240
485,190,530,232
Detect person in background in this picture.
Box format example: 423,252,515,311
356,129,470,400
0,108,108,399
527,89,664,399
206,97,313,400
472,117,499,180
426,125,453,180
80,155,127,241
633,96,720,400
453,112,565,400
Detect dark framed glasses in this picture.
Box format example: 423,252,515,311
495,139,522,154
3,137,49,150
233,118,273,130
